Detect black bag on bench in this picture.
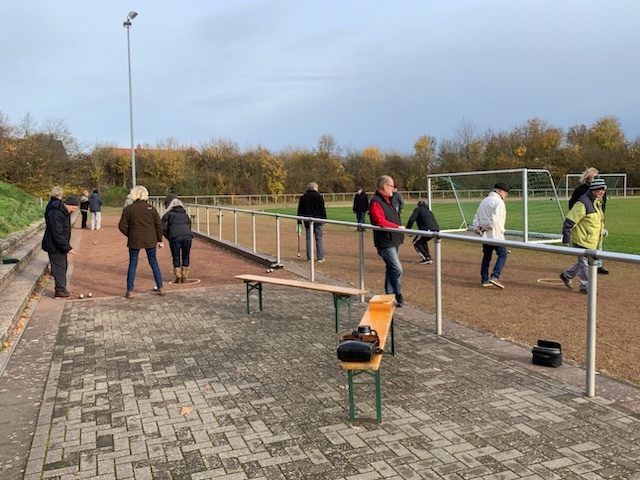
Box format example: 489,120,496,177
337,329,383,362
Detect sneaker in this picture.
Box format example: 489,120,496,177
489,278,504,289
125,291,134,299
482,282,493,287
54,290,70,298
597,267,609,275
419,258,433,265
579,288,588,294
317,259,325,263
559,272,572,290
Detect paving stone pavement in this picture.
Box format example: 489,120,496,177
7,284,639,480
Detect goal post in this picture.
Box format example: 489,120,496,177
427,168,565,243
564,173,627,200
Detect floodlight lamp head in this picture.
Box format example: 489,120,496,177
128,11,138,20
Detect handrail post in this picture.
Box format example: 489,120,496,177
358,228,365,303
309,221,315,282
252,212,257,253
276,216,281,265
435,236,442,335
586,254,598,397
233,210,238,245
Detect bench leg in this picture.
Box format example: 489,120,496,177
345,370,382,423
375,370,382,422
347,371,356,420
333,294,353,332
390,318,395,356
244,281,263,314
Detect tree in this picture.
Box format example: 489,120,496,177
256,147,287,196
408,135,436,190
344,146,383,191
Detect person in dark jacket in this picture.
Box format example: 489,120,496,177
369,175,405,306
79,190,89,229
406,201,440,265
119,185,165,298
42,187,79,298
164,188,178,209
391,186,404,221
162,198,193,284
569,167,609,275
89,189,103,230
297,182,327,262
352,187,369,227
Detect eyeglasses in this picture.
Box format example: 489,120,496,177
387,184,395,188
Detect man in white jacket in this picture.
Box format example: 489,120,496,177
472,182,510,288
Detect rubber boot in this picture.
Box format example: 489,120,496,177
181,266,190,283
173,267,182,284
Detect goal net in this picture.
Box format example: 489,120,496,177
427,168,564,243
563,173,627,200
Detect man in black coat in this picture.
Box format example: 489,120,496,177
42,187,79,297
352,187,369,227
406,201,440,264
297,182,327,262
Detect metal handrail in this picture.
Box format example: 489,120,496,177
155,199,640,398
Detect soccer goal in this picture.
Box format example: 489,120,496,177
563,173,627,200
427,168,564,243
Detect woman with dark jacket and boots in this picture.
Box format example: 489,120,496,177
162,198,193,283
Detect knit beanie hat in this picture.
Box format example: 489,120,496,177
589,177,607,190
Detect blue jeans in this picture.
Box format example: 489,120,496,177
304,222,324,261
127,247,163,291
169,235,192,267
378,246,403,294
355,212,366,224
481,244,507,283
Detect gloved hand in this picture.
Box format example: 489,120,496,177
602,228,609,237
296,224,302,234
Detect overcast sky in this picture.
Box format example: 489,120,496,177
2,1,639,153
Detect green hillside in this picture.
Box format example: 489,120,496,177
0,182,44,238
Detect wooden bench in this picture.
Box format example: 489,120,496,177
235,274,368,332
340,294,396,422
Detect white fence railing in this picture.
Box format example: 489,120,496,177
150,187,639,207
151,199,640,398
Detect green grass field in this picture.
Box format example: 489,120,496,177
268,197,640,255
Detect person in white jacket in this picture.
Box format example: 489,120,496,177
471,182,509,288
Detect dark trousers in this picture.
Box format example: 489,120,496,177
81,210,88,229
304,223,324,261
48,252,68,292
412,235,432,261
169,235,193,267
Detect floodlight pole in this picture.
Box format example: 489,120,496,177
123,11,138,187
